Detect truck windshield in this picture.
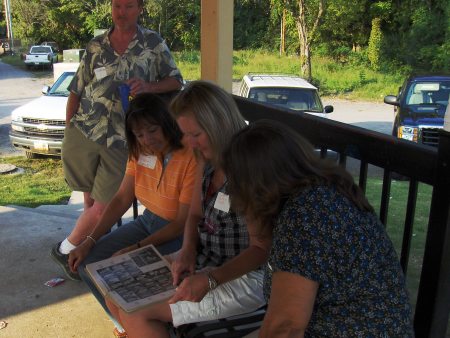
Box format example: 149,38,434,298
48,73,74,96
31,46,52,54
406,81,450,107
248,87,323,112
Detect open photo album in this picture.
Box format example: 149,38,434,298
86,244,175,313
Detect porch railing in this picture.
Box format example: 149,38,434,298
234,96,450,338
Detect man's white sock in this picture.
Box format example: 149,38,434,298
59,238,77,254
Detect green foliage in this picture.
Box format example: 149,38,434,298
317,0,370,55
382,0,448,72
143,0,200,50
0,157,71,208
171,49,407,101
6,1,448,75
234,0,272,50
368,18,382,70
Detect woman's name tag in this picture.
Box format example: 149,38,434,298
214,192,230,212
138,155,157,169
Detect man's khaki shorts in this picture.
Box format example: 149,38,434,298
62,124,128,203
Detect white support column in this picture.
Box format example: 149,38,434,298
200,0,233,93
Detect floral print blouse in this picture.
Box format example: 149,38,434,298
264,184,414,337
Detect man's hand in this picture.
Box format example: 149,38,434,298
127,78,152,96
68,239,94,272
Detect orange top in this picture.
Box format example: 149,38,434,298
126,147,197,221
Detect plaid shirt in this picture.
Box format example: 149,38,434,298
69,25,182,149
196,164,249,268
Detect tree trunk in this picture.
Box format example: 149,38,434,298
280,8,286,56
295,0,325,82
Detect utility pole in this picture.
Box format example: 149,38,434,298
4,0,13,51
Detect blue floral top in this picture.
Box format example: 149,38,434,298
263,185,413,337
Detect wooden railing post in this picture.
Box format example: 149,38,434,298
414,130,450,337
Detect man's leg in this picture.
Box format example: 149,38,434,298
67,192,107,246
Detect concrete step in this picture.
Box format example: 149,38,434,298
4,191,145,224
8,204,81,220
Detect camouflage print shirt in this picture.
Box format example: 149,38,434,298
69,25,182,149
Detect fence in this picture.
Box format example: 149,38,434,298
234,96,450,338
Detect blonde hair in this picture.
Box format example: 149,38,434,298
170,81,246,167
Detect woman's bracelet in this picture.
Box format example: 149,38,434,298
86,235,97,245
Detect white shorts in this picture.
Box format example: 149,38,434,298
169,270,265,327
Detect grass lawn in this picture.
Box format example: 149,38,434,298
365,177,432,310
0,156,71,208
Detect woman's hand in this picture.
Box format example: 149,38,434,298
171,248,196,287
168,273,209,304
68,239,94,272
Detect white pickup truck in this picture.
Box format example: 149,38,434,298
24,45,58,69
9,63,79,158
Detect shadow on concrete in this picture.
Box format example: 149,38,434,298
0,206,89,319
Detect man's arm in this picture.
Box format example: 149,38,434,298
66,91,80,125
128,76,182,97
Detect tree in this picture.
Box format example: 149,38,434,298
143,0,200,50
271,0,325,81
316,0,371,63
10,0,44,42
368,17,382,70
296,0,325,80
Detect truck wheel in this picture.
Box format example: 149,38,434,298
25,151,37,159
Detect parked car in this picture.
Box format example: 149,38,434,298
9,71,74,158
24,45,58,69
384,75,450,147
238,73,333,117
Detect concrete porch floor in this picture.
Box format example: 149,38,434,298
0,192,141,338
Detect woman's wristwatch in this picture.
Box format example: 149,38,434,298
207,271,218,291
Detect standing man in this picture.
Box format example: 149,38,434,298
51,0,183,281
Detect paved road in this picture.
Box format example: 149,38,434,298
0,60,394,158
0,60,53,157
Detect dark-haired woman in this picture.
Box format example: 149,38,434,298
223,120,414,337
68,93,196,337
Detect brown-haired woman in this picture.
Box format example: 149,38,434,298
223,120,413,337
